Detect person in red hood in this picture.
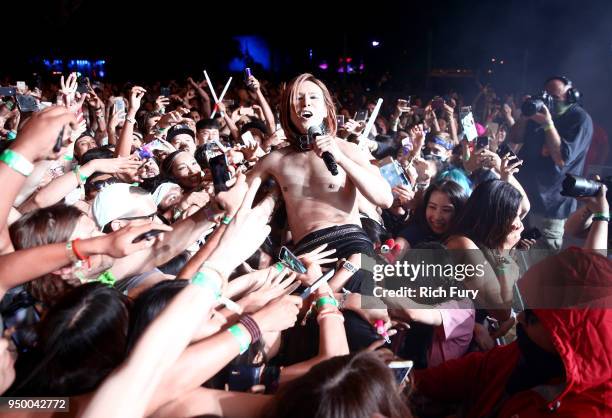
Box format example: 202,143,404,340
411,247,612,417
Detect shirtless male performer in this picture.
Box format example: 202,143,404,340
249,73,393,290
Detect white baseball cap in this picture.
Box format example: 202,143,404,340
152,182,181,207
92,183,156,229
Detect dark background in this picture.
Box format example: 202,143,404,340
3,0,612,136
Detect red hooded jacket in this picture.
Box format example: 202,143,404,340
414,248,612,417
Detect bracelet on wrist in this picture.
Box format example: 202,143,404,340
65,241,80,264
592,212,610,222
227,324,251,354
73,165,89,186
239,314,262,344
97,270,117,286
71,239,90,266
190,270,222,299
316,296,339,311
0,149,33,176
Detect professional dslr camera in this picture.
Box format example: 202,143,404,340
561,174,612,201
521,92,553,117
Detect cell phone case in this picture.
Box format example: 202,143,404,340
379,159,410,188
279,246,307,274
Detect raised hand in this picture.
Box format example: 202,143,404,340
129,86,147,112
97,221,173,258
89,156,143,176
239,268,299,313
60,73,78,105
344,118,365,136
11,106,77,163
250,295,303,333
296,244,337,285
155,96,170,112
157,107,189,129
205,177,273,275
247,75,261,92
499,152,523,181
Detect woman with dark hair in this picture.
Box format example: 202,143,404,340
445,178,527,332
161,150,205,191
160,150,217,219
8,282,130,396
263,351,412,418
446,179,524,251
395,180,469,257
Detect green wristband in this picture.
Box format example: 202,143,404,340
0,149,33,176
191,271,221,299
316,296,339,310
227,324,251,354
97,270,117,286
74,165,89,183
593,212,610,218
221,215,232,225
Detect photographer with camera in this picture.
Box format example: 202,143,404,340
509,76,593,249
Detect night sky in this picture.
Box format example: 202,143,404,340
3,0,612,129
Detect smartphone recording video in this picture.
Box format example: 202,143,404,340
355,110,368,122
496,143,519,165
476,136,490,151
397,97,411,108
114,98,126,121
0,87,16,97
336,115,345,128
16,94,39,112
77,76,89,94
459,108,477,142
389,360,413,385
432,97,445,110
208,153,231,193
378,157,411,189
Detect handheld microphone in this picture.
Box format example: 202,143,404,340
307,125,338,176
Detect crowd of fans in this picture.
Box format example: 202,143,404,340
0,67,609,418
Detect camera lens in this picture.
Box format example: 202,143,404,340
561,174,601,197
521,98,543,117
